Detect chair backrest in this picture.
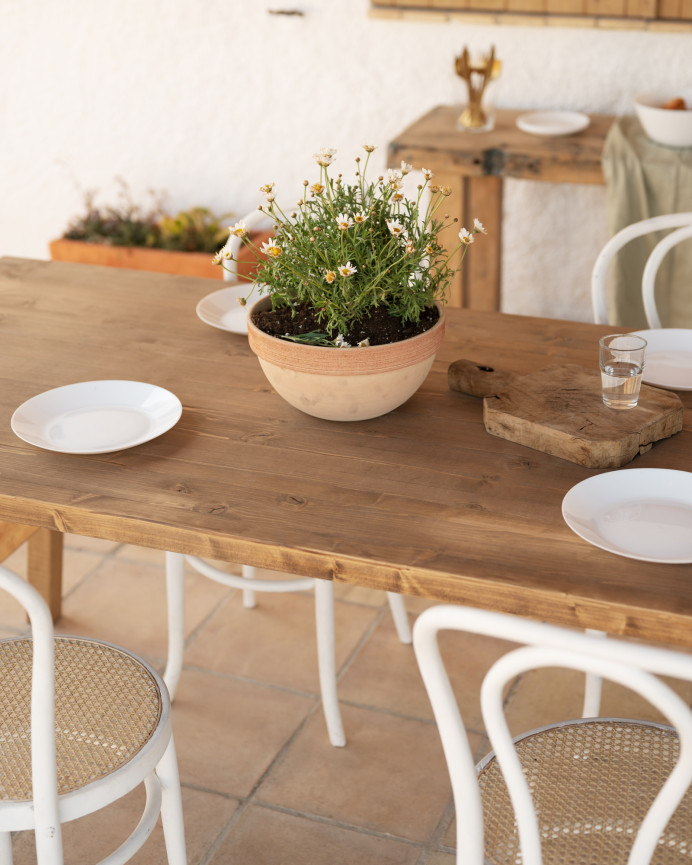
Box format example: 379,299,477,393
0,563,62,860
413,605,692,865
591,212,692,327
222,209,275,282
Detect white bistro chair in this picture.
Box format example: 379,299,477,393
0,563,186,865
414,604,692,865
591,212,692,327
163,552,411,748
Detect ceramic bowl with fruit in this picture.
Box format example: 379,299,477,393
634,92,692,148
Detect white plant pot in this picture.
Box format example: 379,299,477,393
246,296,446,421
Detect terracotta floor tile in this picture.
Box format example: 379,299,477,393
171,669,315,796
12,786,237,865
55,556,231,661
426,852,456,865
339,615,517,727
184,589,378,694
257,704,469,842
64,533,121,554
212,805,422,865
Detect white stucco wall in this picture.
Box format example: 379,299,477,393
2,1,690,321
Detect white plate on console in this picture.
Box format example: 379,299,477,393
632,328,692,391
562,468,692,563
516,110,590,137
196,285,249,334
11,380,182,454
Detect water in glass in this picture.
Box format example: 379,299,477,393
601,361,643,409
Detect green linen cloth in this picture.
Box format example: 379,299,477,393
601,114,692,328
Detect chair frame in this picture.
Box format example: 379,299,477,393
0,563,186,865
591,212,692,327
163,552,411,748
413,604,692,865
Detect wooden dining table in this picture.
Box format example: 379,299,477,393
1,257,691,647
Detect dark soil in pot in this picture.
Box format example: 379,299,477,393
251,301,440,347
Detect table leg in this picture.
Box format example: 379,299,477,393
435,171,503,311
27,528,63,621
463,175,502,312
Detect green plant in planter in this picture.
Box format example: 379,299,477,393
63,181,232,253
214,145,485,345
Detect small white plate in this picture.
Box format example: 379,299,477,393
516,111,590,137
196,285,249,334
562,468,692,563
632,328,692,391
11,380,182,454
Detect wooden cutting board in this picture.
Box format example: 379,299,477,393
448,359,684,468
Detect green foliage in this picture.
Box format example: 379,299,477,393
63,180,232,253
215,146,484,342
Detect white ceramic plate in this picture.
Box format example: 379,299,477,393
516,111,590,137
196,285,249,334
562,468,692,563
632,328,692,391
11,380,182,454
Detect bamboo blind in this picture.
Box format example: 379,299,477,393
370,0,692,26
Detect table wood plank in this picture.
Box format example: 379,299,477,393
1,257,690,647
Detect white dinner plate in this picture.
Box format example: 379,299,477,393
632,328,692,391
196,285,249,334
11,380,182,454
516,111,590,137
562,468,692,563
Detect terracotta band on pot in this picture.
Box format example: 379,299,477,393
247,300,446,376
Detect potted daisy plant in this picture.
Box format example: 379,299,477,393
215,145,485,421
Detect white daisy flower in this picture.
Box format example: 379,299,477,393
422,168,433,180
458,228,474,245
336,213,353,231
261,238,282,257
400,161,413,175
334,334,351,348
362,144,376,153
324,270,337,284
338,262,357,277
354,212,368,224
231,220,248,238
387,220,406,237
357,338,371,347
313,147,337,167
473,218,487,234
259,183,274,194
405,238,415,254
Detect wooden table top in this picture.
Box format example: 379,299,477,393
388,105,614,185
1,257,691,646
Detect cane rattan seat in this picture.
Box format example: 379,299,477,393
0,636,161,801
478,718,692,865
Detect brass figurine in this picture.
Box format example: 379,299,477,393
454,45,502,132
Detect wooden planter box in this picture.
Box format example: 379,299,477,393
49,233,271,282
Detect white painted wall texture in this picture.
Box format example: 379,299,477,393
2,1,690,321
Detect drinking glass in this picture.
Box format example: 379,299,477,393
599,333,647,410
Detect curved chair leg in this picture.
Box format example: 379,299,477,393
157,737,188,865
582,629,606,717
163,552,186,700
242,564,257,609
0,831,12,865
313,579,346,747
386,592,412,644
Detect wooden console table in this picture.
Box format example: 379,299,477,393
387,105,614,311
